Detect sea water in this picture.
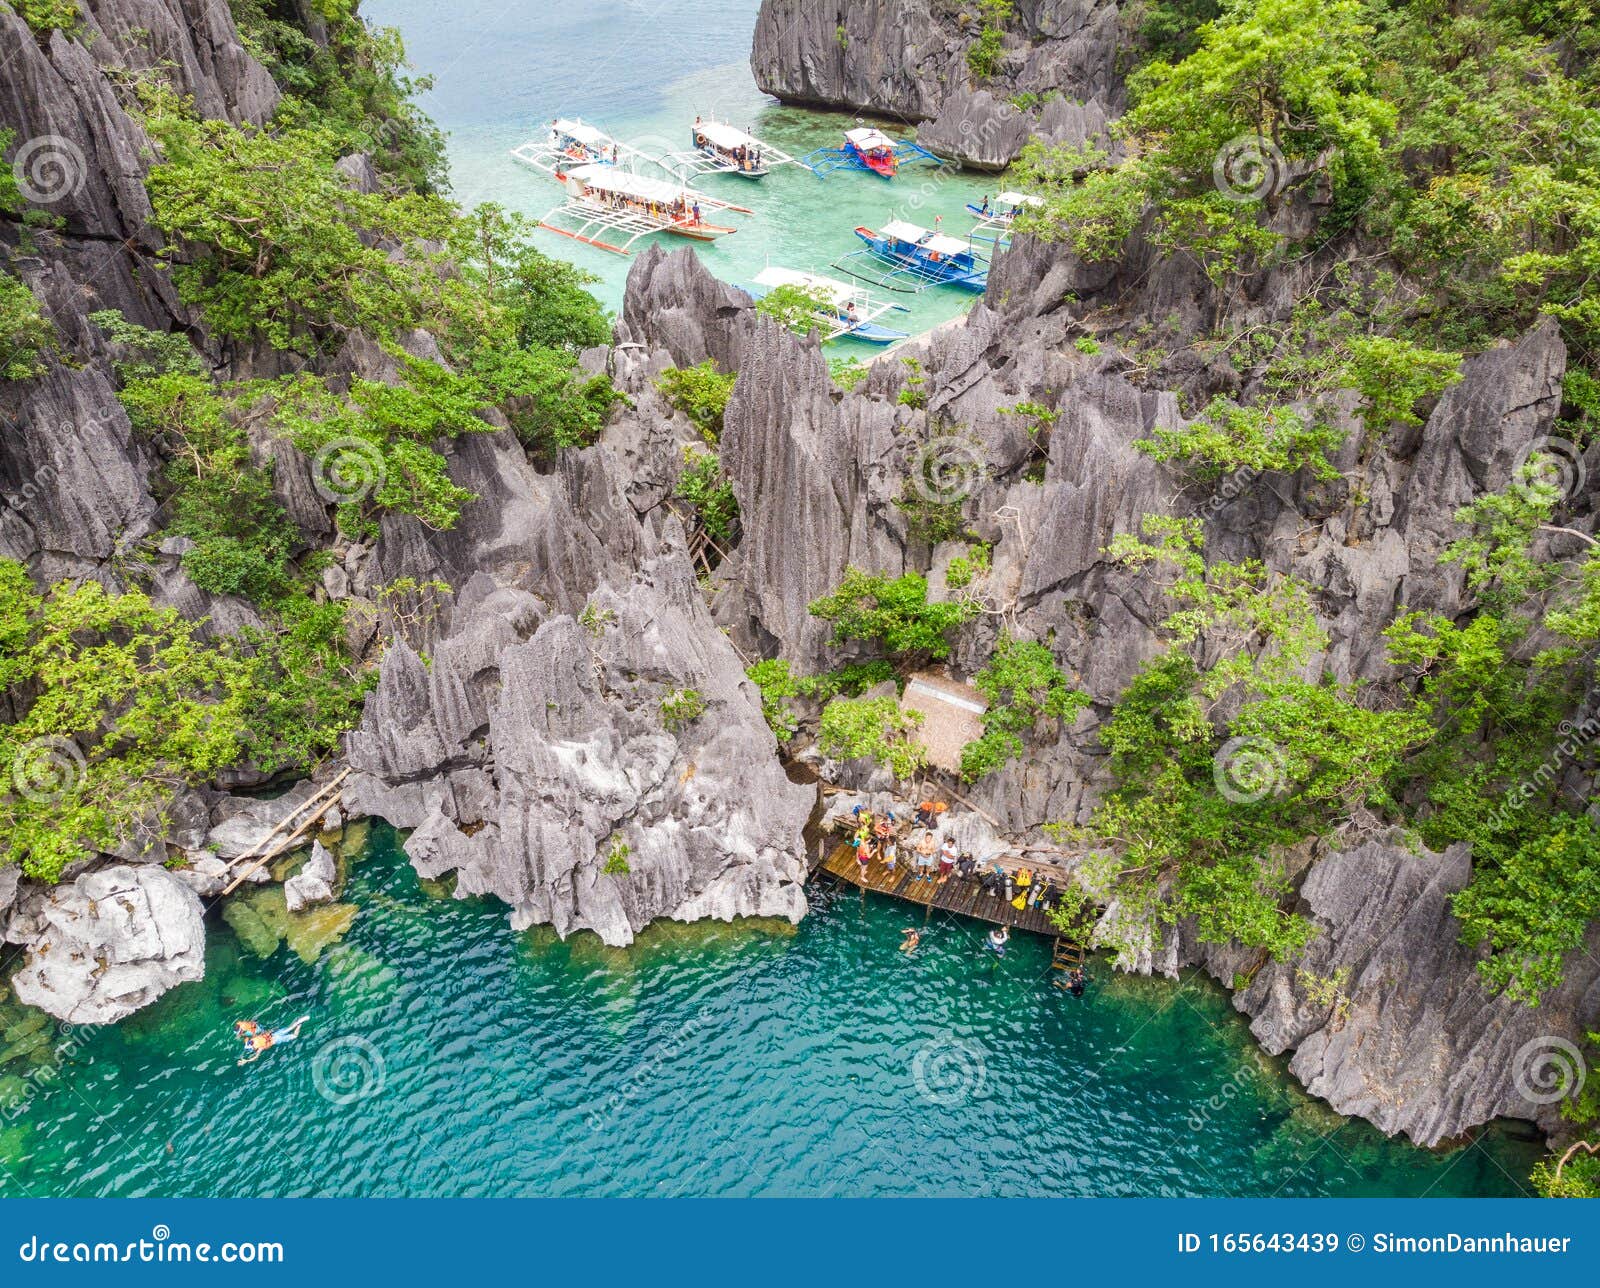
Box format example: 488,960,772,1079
0,2,1545,1199
0,827,1541,1196
366,0,1006,335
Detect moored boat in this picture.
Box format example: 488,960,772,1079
842,220,989,292
511,118,634,174
965,190,1045,224
798,129,946,180
668,119,796,179
538,164,749,255
843,126,899,177
745,266,909,344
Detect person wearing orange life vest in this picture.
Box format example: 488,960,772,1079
237,1015,309,1066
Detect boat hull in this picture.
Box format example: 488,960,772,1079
851,228,987,291
742,280,908,344
664,222,737,241
845,320,909,344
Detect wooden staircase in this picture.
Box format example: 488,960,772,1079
1050,937,1086,988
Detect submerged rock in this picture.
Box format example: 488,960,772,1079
222,885,358,966
8,867,205,1025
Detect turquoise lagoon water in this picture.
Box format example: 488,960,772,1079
0,2,1546,1199
365,0,1003,333
0,827,1541,1197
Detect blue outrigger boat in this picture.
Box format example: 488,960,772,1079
743,266,909,344
799,127,946,180
834,220,989,293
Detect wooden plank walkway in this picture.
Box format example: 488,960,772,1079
817,842,1063,936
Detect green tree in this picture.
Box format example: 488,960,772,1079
0,562,364,881
656,361,737,440
1135,397,1345,481
0,272,55,381
818,696,928,780
960,634,1089,781
808,569,976,662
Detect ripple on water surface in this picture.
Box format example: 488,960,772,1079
0,827,1541,1197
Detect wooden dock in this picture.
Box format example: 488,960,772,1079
817,842,1064,937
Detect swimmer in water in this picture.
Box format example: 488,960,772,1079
235,1017,307,1062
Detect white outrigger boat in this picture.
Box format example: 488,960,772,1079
967,190,1046,247
510,118,667,176
744,266,909,344
537,163,751,256
661,118,797,179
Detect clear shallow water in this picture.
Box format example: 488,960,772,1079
0,827,1540,1197
366,0,1001,335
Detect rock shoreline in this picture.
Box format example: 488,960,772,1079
0,0,1594,1163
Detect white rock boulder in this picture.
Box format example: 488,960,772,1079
9,866,206,1025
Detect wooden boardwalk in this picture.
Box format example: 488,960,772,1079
817,842,1063,937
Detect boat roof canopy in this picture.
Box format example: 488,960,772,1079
880,219,970,255
566,163,693,204
699,121,758,150
996,191,1044,207
553,119,609,147
846,127,895,151
754,265,853,303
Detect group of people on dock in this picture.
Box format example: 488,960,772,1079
847,802,1068,913
845,799,1089,996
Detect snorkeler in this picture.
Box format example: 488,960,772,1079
237,1015,310,1066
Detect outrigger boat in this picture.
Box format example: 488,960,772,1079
661,119,797,179
965,190,1045,224
833,220,989,293
799,127,946,180
743,266,909,344
967,190,1046,247
537,164,750,255
510,118,667,176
